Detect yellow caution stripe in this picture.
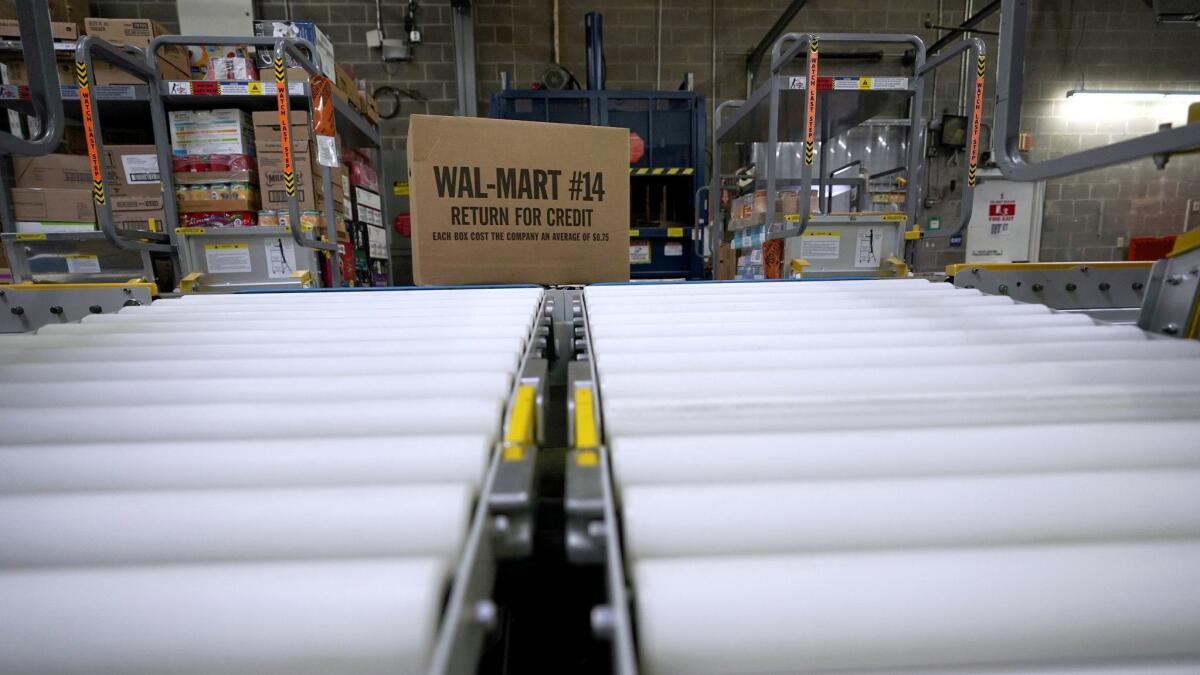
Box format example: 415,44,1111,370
630,167,694,176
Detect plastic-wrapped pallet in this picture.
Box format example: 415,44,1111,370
0,286,543,675
582,279,1200,675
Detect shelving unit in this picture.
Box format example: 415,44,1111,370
0,26,390,318
709,32,987,279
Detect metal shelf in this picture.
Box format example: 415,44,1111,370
628,226,695,239
714,75,912,145
730,212,907,250
159,80,380,149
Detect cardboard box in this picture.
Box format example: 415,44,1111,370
177,196,259,214
0,19,78,40
408,115,629,285
168,109,255,156
13,188,95,223
95,57,189,85
83,18,190,80
113,207,165,232
102,145,163,210
13,154,91,190
717,243,736,280
0,59,74,86
252,20,335,83
333,62,357,102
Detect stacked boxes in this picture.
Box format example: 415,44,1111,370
251,111,343,213
102,145,166,231
11,154,95,232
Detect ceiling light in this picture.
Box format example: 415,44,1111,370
1065,89,1200,101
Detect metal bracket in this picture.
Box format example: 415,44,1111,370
993,0,1200,181
1138,231,1200,338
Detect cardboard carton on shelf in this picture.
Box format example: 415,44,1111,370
113,208,165,232
13,188,95,223
0,59,74,86
102,145,163,210
407,115,629,285
0,19,79,41
84,18,190,83
168,109,255,156
14,154,91,190
177,195,260,214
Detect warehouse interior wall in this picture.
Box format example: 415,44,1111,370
89,0,1200,271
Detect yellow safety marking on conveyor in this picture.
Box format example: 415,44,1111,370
15,233,46,241
1168,227,1200,258
575,449,599,467
504,384,537,445
502,445,526,462
944,261,1153,276
573,385,599,449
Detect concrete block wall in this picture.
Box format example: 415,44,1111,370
89,0,1200,271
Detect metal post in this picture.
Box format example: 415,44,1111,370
585,12,604,91
766,76,781,242
451,2,478,117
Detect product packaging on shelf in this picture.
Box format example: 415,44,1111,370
251,20,335,83
168,109,255,157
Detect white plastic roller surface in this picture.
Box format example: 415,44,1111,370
634,541,1200,675
610,421,1200,487
0,435,491,493
622,470,1200,559
0,558,445,675
595,340,1200,373
0,373,512,406
0,484,473,568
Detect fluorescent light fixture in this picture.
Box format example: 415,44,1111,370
1066,89,1200,101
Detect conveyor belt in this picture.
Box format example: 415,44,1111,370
0,286,545,675
580,279,1200,675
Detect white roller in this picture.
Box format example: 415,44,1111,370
37,318,533,336
599,359,1200,399
584,278,943,298
590,312,1093,339
11,328,525,348
0,398,502,444
0,354,517,381
602,385,1200,435
0,372,512,406
0,484,472,567
585,291,1005,313
634,540,1200,675
622,470,1200,559
587,303,1052,327
611,421,1200,486
101,303,539,319
0,558,444,675
173,287,542,302
0,435,491,493
591,325,1150,353
82,312,534,327
596,340,1200,373
0,337,525,360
